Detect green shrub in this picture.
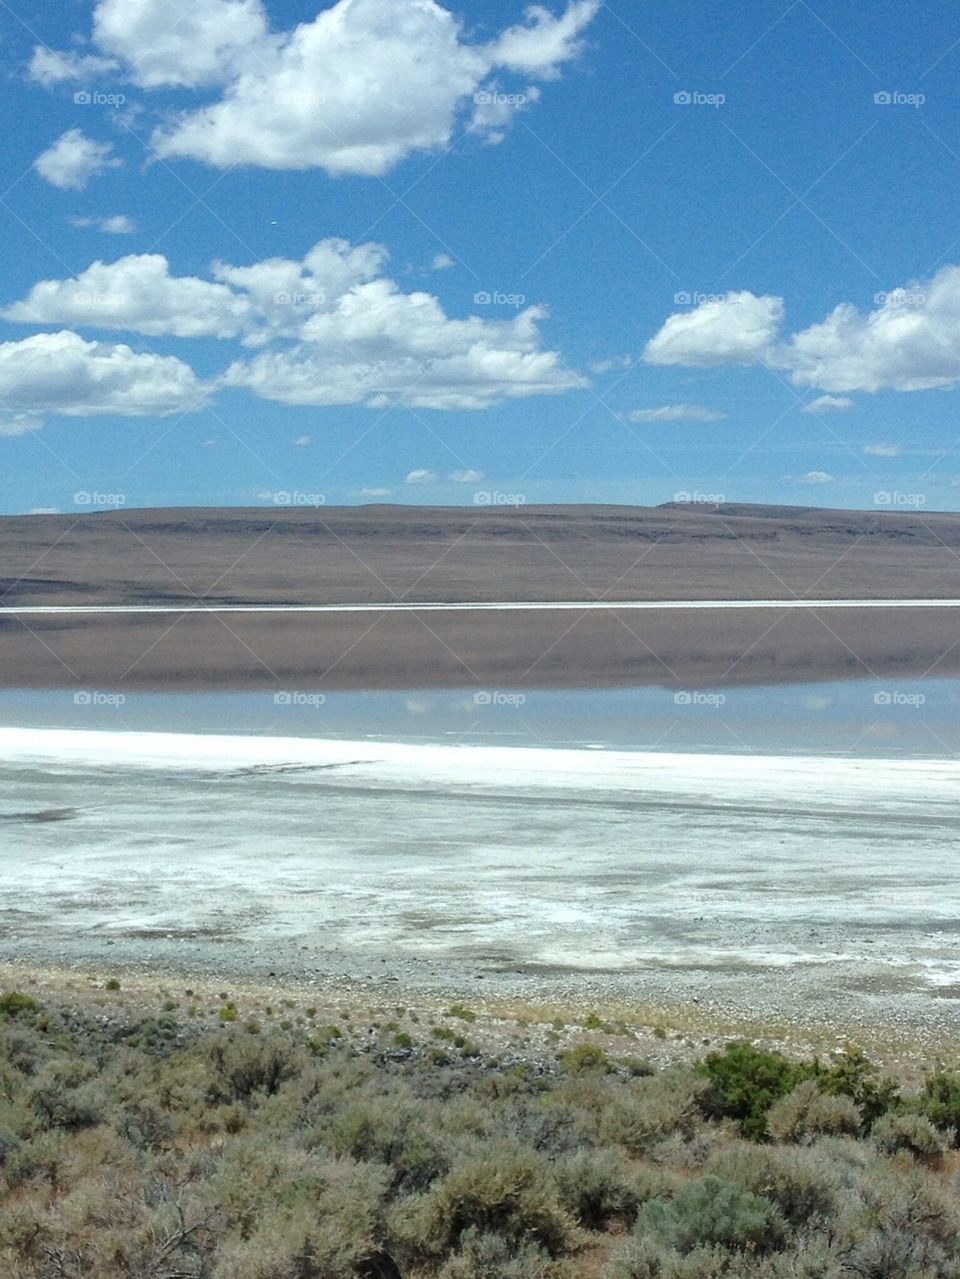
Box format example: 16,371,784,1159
813,1047,899,1126
621,1057,655,1078
0,1125,23,1165
448,1005,478,1023
606,1234,666,1279
600,1073,704,1155
553,1148,639,1229
28,1073,103,1132
117,1099,176,1150
872,1112,946,1163
636,1175,785,1254
912,1069,960,1144
207,1035,303,1102
0,993,41,1018
766,1081,861,1143
560,1044,609,1075
403,1150,579,1260
696,1043,807,1140
706,1143,839,1226
437,1227,568,1279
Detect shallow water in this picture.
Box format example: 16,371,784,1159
1,676,959,756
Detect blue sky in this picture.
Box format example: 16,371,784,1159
2,0,960,514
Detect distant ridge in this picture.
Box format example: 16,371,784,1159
2,501,959,609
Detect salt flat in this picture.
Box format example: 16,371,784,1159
2,730,959,1020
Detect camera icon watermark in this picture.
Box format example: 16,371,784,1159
74,89,126,108
473,290,526,308
873,690,926,707
673,490,725,505
73,691,126,708
673,290,725,306
271,491,326,507
874,491,926,508
474,90,528,108
273,89,326,108
74,491,126,508
273,290,326,307
473,690,527,707
74,290,126,310
674,690,726,707
874,90,924,108
274,692,326,708
873,288,926,306
673,90,725,107
474,490,526,507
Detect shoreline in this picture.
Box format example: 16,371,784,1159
1,948,954,1079
4,724,959,776
5,729,958,1065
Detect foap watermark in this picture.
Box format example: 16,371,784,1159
73,691,126,708
74,491,125,508
274,692,326,708
473,290,526,309
73,291,127,310
874,288,927,306
474,90,528,108
674,490,725,505
74,89,126,108
271,490,326,507
273,89,326,108
874,90,925,108
474,691,527,707
274,290,326,307
474,490,526,506
673,290,726,306
874,690,926,708
674,690,726,707
874,490,926,508
674,90,725,108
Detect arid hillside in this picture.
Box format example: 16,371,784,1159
1,502,959,606
0,503,958,690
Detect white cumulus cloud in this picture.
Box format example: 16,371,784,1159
71,214,137,234
803,394,853,413
864,442,902,457
92,0,268,89
0,414,44,438
778,269,960,392
405,469,437,485
797,470,836,485
645,267,960,395
35,129,121,190
644,291,785,367
29,47,119,87
4,238,584,411
5,254,251,338
37,0,597,177
628,404,727,423
0,331,205,419
485,0,599,77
